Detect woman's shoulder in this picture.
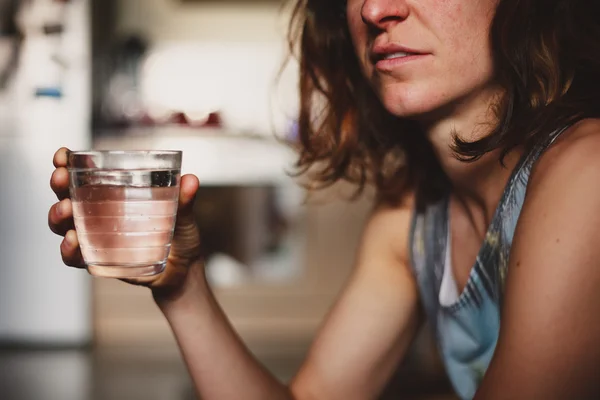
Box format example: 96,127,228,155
479,118,600,399
550,118,600,154
529,118,600,190
518,117,600,233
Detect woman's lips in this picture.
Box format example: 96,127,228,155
371,44,430,72
374,53,430,72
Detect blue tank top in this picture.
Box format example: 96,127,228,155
409,126,570,399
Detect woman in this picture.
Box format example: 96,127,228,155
48,0,600,398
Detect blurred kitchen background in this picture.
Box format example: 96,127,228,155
0,0,454,399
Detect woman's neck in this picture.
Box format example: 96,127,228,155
419,87,521,226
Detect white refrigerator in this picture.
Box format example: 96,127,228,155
0,0,92,346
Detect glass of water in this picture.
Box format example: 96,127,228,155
67,150,182,278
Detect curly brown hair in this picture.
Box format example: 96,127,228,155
288,0,600,204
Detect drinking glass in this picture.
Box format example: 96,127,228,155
67,150,182,278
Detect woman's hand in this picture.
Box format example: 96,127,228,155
47,147,204,303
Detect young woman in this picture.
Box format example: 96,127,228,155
48,0,600,398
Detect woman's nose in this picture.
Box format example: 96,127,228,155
360,0,409,30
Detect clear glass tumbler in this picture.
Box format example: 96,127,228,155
67,150,182,278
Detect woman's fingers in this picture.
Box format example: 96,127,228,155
50,167,70,200
53,147,70,168
51,148,84,268
60,230,86,268
52,148,71,200
48,198,75,236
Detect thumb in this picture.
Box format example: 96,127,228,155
176,174,200,225
169,174,202,264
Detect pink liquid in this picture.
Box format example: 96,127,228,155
71,184,179,276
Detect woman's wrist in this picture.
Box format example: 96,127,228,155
153,259,210,315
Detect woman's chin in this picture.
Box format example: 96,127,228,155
380,92,457,123
378,91,439,119
383,102,436,120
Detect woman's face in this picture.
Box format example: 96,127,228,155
347,0,500,121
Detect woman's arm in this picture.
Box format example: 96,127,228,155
475,119,600,399
159,201,421,400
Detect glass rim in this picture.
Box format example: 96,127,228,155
69,150,182,156
67,150,182,170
